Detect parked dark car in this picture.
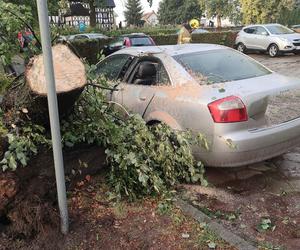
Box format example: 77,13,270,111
103,33,155,56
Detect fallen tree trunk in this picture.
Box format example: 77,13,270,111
1,44,87,127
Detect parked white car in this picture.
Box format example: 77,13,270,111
235,24,300,57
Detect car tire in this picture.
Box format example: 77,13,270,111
268,44,279,57
237,43,247,53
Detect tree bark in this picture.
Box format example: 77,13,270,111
217,14,222,28
89,0,97,27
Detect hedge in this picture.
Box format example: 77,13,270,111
70,31,238,64
152,31,238,47
70,38,113,64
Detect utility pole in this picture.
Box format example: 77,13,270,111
36,0,69,234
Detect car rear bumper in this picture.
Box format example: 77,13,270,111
194,118,300,167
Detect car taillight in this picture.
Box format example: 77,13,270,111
124,38,131,47
208,96,248,123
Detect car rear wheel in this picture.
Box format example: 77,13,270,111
237,43,246,53
268,44,279,57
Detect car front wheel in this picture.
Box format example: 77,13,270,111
268,44,279,57
237,43,246,53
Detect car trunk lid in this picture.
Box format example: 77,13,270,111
203,73,300,127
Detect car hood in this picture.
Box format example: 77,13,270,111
273,33,300,41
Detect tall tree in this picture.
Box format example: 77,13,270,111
158,0,203,25
240,0,296,25
124,0,143,26
200,0,234,28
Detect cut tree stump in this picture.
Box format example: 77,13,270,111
1,44,87,127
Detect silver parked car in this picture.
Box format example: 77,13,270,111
235,23,300,57
96,44,300,167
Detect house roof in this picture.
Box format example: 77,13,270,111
73,0,115,8
106,0,116,8
67,3,89,16
65,1,116,17
141,11,157,21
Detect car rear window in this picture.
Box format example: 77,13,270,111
130,37,153,46
173,49,271,84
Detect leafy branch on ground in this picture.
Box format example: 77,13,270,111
61,79,208,200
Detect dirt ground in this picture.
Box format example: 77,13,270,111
0,172,235,250
0,145,235,250
182,53,300,250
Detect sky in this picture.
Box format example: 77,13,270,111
114,0,162,23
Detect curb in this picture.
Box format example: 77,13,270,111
176,199,257,250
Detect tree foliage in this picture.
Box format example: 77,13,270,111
158,0,203,25
278,8,300,26
4,0,60,21
240,0,296,25
0,1,33,65
124,0,143,26
200,0,235,27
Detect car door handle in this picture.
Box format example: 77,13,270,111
139,96,147,101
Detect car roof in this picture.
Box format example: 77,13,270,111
244,23,283,28
121,33,148,38
113,44,227,57
72,33,105,36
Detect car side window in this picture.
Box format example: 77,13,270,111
244,27,256,34
110,38,124,48
255,26,268,35
156,64,171,86
96,54,131,81
74,35,88,40
130,60,171,86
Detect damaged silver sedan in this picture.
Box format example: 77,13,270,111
96,44,300,167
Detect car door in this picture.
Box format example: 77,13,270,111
243,27,258,49
116,58,172,117
253,26,270,50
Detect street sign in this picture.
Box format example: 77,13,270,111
79,21,86,32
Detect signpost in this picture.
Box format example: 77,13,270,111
79,21,86,32
36,0,69,234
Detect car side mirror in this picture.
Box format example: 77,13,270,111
262,32,268,36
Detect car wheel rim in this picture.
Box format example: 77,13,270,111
238,44,244,52
269,46,277,56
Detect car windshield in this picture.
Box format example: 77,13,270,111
173,49,271,84
130,37,153,46
266,25,294,34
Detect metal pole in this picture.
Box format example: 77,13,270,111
36,0,69,234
